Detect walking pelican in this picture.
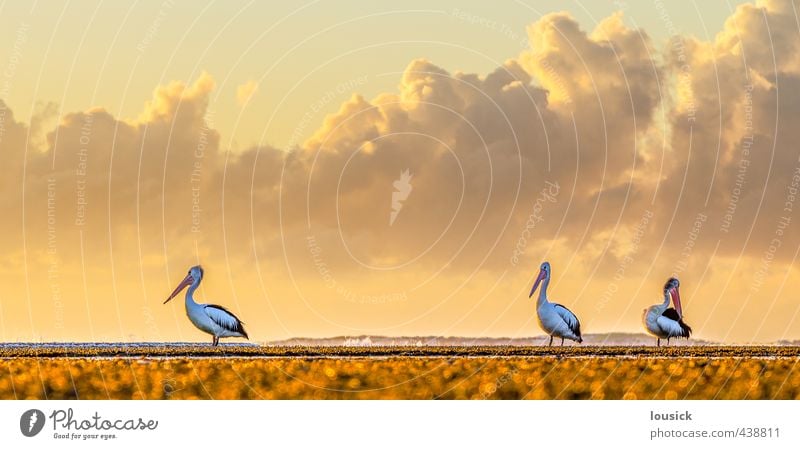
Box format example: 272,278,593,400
164,265,248,346
643,277,692,346
528,262,583,346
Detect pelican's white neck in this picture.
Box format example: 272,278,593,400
185,277,201,306
660,291,671,309
537,274,550,305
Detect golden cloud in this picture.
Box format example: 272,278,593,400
1,1,799,342
236,80,259,107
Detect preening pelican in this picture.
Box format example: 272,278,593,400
643,277,692,346
164,265,248,346
529,262,583,346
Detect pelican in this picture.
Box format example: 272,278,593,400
528,262,582,346
643,277,692,346
164,265,248,346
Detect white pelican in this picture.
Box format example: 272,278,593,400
643,277,692,346
528,262,583,346
164,265,249,346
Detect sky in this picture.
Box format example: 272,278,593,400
1,0,799,343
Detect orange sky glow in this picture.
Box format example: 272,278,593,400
1,0,799,343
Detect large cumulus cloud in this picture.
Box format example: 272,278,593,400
1,1,799,342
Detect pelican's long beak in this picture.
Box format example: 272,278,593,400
164,274,193,304
671,286,683,318
528,269,546,298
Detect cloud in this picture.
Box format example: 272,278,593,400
236,80,258,107
1,1,800,342
653,0,800,259
137,71,216,123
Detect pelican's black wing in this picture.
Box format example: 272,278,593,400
661,307,692,337
553,303,582,340
204,304,249,338
662,308,679,321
